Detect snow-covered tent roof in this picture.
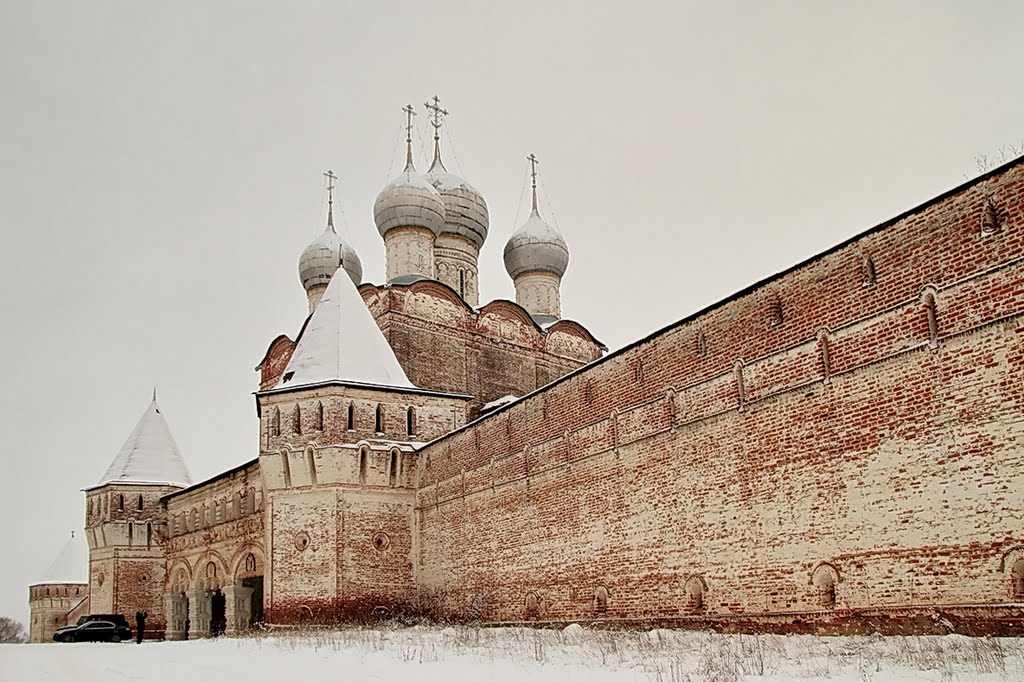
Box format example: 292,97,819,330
34,532,88,585
95,396,192,488
277,256,415,391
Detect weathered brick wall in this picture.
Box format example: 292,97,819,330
85,483,178,637
261,445,419,623
258,384,469,455
165,461,265,586
28,584,87,643
413,160,1024,633
361,281,604,415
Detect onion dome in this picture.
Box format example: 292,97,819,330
503,155,569,278
425,156,489,249
299,224,362,288
373,159,446,238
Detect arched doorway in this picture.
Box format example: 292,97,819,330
210,589,226,636
225,549,264,634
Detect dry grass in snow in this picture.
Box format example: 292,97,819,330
2,624,1022,681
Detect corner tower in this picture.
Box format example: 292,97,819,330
257,262,469,623
28,532,89,643
423,96,489,306
503,154,570,322
373,104,446,284
84,392,192,639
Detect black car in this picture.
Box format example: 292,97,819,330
74,613,130,629
53,619,131,643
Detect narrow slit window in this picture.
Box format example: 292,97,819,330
375,404,384,433
347,402,355,431
315,401,324,431
389,450,398,487
118,494,124,512
137,494,143,511
406,407,415,436
359,448,368,485
127,522,134,545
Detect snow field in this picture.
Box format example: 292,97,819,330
2,625,1022,682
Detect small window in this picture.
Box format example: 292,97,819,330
769,295,784,327
347,402,355,431
145,522,152,547
315,401,324,431
127,522,134,545
406,407,415,436
1011,559,1024,599
375,404,384,433
861,255,877,286
812,564,839,609
389,449,399,487
292,404,302,434
271,407,281,437
594,586,609,614
359,447,368,485
118,494,124,512
137,494,143,511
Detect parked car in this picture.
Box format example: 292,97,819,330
74,614,130,629
53,619,131,643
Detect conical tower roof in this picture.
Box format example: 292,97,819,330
96,395,192,488
277,258,414,390
34,532,88,585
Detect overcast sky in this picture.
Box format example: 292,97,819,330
1,1,1021,627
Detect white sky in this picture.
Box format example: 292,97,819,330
0,1,1021,627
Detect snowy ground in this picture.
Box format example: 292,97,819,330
3,625,1023,682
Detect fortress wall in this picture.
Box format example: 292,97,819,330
413,161,1024,632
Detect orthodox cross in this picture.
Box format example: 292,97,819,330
324,169,337,229
402,104,417,167
425,95,448,132
527,153,540,211
425,95,448,164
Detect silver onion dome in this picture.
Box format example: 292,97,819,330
373,162,446,238
425,158,489,249
503,208,569,278
299,225,363,289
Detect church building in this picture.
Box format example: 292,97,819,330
29,100,1024,639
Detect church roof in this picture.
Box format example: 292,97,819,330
34,532,88,585
95,397,192,488
276,256,415,391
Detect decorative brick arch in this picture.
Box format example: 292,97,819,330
194,551,230,590
1000,546,1024,600
684,574,708,612
167,559,192,592
810,562,840,609
230,544,266,583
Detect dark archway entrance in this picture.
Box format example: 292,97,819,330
210,589,226,637
243,577,264,627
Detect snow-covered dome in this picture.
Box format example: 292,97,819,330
299,225,362,289
503,207,569,278
425,157,489,249
373,161,446,238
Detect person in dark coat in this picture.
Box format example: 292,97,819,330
135,611,147,643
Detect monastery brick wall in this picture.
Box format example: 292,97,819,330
413,160,1024,633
